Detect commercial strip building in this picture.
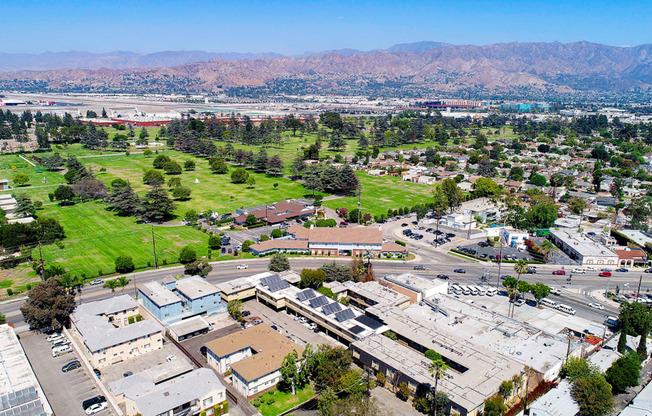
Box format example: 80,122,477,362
249,225,408,258
138,276,227,325
109,368,227,416
69,295,164,369
549,228,619,266
0,324,52,416
204,325,302,398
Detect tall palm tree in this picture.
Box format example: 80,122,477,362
538,240,558,262
428,352,450,416
510,260,529,318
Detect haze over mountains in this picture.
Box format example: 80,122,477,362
1,41,652,97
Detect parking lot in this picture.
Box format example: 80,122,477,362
21,332,113,416
458,241,533,262
400,221,460,247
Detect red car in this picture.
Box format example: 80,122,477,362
552,270,566,275
599,271,612,277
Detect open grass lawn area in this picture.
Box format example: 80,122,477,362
252,386,315,416
80,150,315,216
0,264,41,300
322,172,436,217
37,201,214,278
0,154,67,202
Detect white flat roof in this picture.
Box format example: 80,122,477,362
550,228,618,258
140,281,182,306
175,276,219,300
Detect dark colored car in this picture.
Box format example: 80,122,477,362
93,368,101,378
123,372,133,377
644,268,652,273
242,310,251,317
454,269,466,273
413,265,426,270
552,270,566,275
82,396,106,411
436,274,450,280
615,268,629,273
62,360,81,373
401,223,408,227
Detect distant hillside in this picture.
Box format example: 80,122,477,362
1,41,652,97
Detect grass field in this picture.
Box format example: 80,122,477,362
252,386,314,416
79,150,319,216
37,201,215,278
322,172,437,217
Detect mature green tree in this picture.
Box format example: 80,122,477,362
208,234,221,250
268,253,291,272
530,173,547,186
509,166,525,181
143,169,165,186
227,299,243,321
291,155,306,178
20,278,75,329
571,374,614,416
426,350,450,416
209,157,229,174
103,279,120,294
115,255,135,273
524,201,558,230
163,161,182,175
15,194,36,217
152,154,171,169
299,269,326,289
172,186,192,200
561,357,601,381
568,198,587,215
279,350,300,395
183,160,195,171
140,186,175,222
179,246,197,264
267,154,284,175
53,185,75,203
303,165,323,197
230,168,249,184
328,131,346,151
320,261,353,282
472,177,502,199
241,240,255,252
107,184,140,216
441,179,463,212
625,197,651,231
13,173,30,186
530,283,551,306
483,395,507,416
254,148,269,172
246,176,256,188
184,259,212,277
605,351,641,394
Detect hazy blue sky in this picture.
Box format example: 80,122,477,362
1,0,649,54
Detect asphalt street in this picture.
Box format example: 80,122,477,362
3,253,649,331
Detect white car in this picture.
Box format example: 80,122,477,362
47,333,63,343
589,303,604,310
166,355,176,362
571,268,586,274
85,402,108,415
236,264,248,270
514,299,525,307
89,279,104,286
550,288,562,295
585,267,597,272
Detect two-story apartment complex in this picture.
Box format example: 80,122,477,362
70,295,164,369
204,325,303,398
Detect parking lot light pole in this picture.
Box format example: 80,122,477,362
496,216,507,290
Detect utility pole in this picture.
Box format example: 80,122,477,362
497,215,509,289
358,187,361,224
151,225,158,269
636,274,643,302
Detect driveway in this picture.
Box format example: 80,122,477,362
21,332,114,416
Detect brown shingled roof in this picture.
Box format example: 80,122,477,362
249,240,308,252
308,227,382,244
205,325,303,382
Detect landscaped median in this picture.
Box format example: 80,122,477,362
251,385,315,416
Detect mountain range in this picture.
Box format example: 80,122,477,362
1,41,652,97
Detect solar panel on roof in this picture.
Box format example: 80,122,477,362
297,289,317,302
355,314,384,330
348,325,365,334
335,308,356,322
260,274,282,287
309,296,329,308
321,302,343,315
268,280,290,292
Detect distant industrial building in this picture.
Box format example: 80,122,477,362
0,324,53,416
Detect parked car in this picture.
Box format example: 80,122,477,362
47,333,64,343
616,268,629,273
514,299,525,307
552,270,566,275
236,264,248,270
85,402,108,415
401,223,408,227
454,269,466,273
599,271,612,277
123,371,133,377
166,355,176,362
62,360,81,373
645,268,652,273
82,396,106,412
589,303,605,310
413,265,426,270
242,310,251,317
93,369,101,379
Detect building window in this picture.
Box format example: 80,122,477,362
203,397,214,407
371,360,379,371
